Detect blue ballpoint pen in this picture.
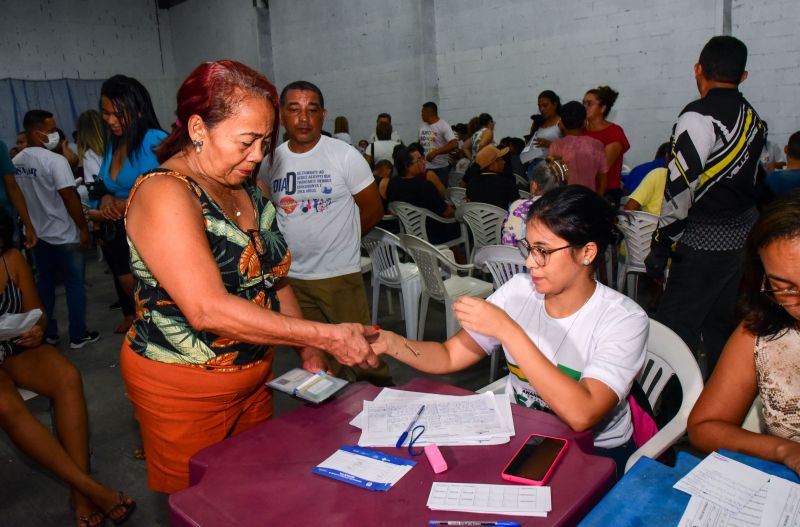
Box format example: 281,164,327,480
395,405,425,448
427,521,521,527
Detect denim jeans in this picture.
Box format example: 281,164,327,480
32,240,87,341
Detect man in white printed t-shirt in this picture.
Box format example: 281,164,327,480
268,81,389,384
419,101,458,186
13,110,99,349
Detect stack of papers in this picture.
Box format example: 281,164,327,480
675,452,800,527
312,446,416,491
427,482,552,517
351,389,515,447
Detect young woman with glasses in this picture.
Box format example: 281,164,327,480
374,185,649,471
688,192,800,475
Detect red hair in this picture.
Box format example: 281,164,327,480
155,60,280,168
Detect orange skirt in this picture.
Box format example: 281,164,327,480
120,342,273,493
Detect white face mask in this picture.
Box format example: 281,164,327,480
40,131,60,151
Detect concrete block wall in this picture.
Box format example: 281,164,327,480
0,0,176,129
168,0,262,82
3,0,798,164
268,0,426,145
732,0,800,152
434,0,718,166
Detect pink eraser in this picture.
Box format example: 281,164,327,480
424,444,448,473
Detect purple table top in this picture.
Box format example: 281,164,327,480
169,378,615,526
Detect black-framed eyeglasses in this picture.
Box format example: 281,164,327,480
761,275,800,307
516,239,574,267
246,229,270,288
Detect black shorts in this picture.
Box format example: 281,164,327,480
100,219,132,277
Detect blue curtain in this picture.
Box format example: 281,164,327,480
0,78,104,146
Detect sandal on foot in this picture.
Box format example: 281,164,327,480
104,492,136,526
76,510,105,527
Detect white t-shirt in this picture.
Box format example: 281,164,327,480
466,274,648,448
81,150,102,184
268,135,373,279
13,147,79,245
520,124,562,164
333,132,352,145
367,140,401,164
420,118,456,169
370,130,402,144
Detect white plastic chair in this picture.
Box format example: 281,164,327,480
455,203,508,262
616,211,659,301
389,201,470,256
362,228,422,339
446,187,467,208
514,174,528,189
624,319,703,472
473,245,527,381
398,234,493,339
518,190,531,199
475,319,703,474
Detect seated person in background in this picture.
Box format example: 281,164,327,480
408,142,447,198
767,131,800,196
466,145,519,210
500,136,526,181
623,142,670,194
549,101,608,194
761,121,786,173
364,121,400,167
375,186,649,472
502,157,568,246
373,159,393,206
624,148,672,215
688,192,800,475
387,146,459,245
0,209,135,526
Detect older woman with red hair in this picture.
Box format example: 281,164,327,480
121,60,379,493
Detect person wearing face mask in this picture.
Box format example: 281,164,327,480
12,110,98,349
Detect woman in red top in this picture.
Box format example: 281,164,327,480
583,86,630,206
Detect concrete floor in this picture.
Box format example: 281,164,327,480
0,256,495,526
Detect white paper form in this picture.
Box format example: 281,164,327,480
358,391,512,447
0,309,41,340
427,482,551,517
761,477,800,527
351,389,515,446
678,484,768,527
674,452,771,514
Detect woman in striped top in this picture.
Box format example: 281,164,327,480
0,209,135,526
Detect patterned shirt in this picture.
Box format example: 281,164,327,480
654,88,765,252
125,170,291,365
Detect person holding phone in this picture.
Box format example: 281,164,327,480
373,185,649,472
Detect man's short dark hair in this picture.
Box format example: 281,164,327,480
559,101,586,130
422,101,438,114
407,142,424,156
699,36,748,84
376,121,392,141
787,131,800,160
280,80,324,108
23,109,53,131
377,112,391,122
374,159,393,172
655,142,671,160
